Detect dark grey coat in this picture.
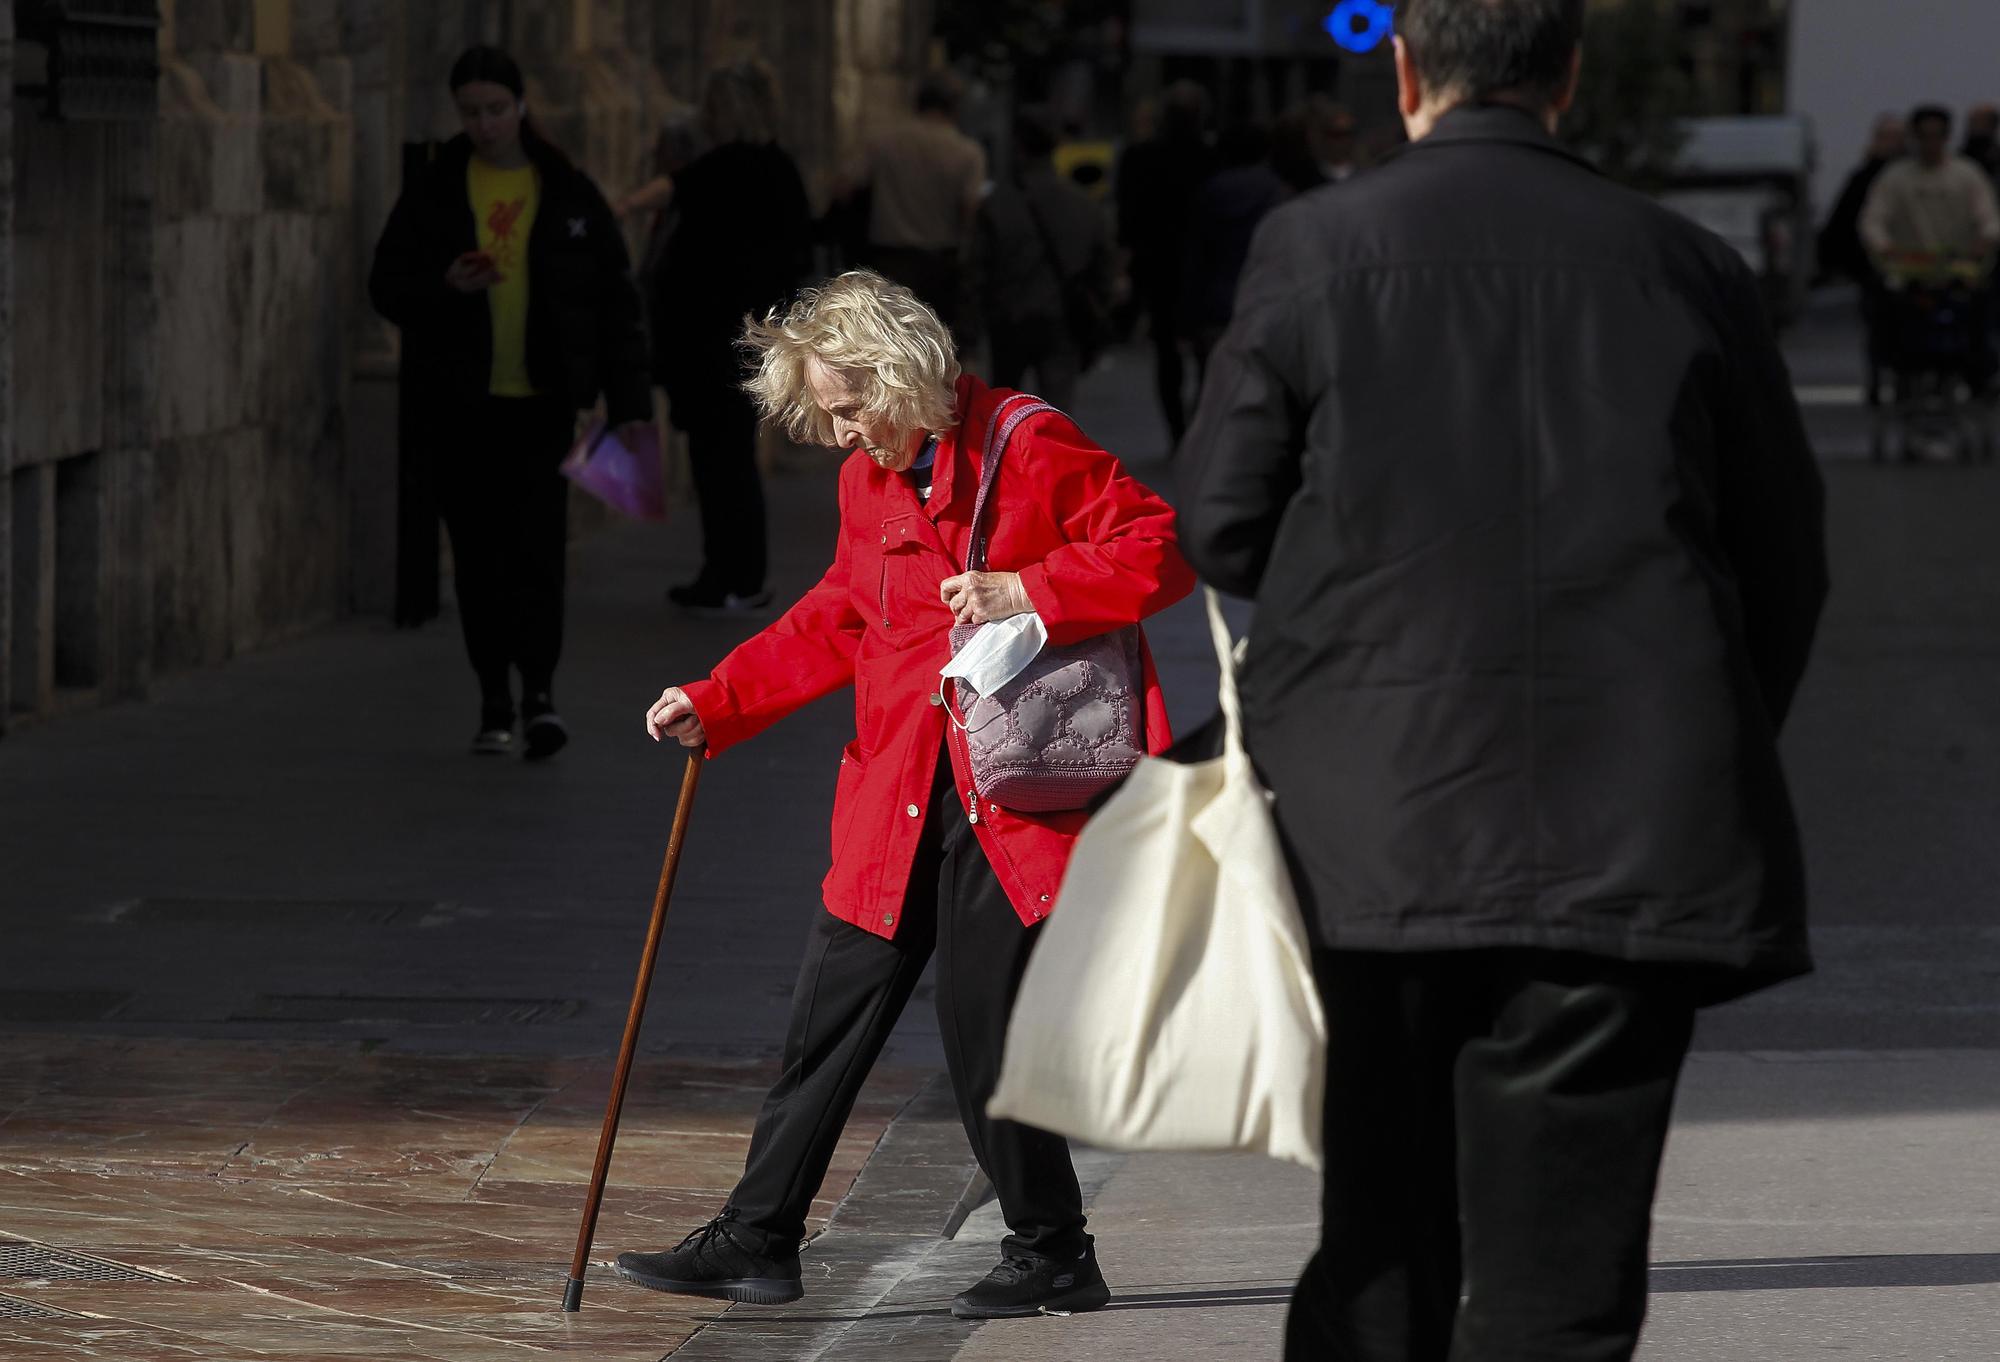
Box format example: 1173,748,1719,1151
1177,105,1828,1000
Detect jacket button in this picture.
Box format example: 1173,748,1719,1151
906,803,920,817
928,693,943,707
882,913,896,927
1040,894,1051,903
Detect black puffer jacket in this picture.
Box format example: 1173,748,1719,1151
1178,105,1828,1000
369,133,651,426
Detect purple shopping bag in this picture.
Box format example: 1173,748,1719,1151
561,419,667,521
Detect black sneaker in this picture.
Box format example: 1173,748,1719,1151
668,580,775,619
521,695,568,762
950,1245,1111,1319
471,705,515,756
614,1209,803,1305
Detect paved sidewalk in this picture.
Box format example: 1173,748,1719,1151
3,315,1999,1360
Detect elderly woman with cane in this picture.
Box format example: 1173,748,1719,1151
617,270,1193,1317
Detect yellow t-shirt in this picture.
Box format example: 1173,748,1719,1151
467,156,541,396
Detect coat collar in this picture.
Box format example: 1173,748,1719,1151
1402,102,1599,176
925,372,1000,523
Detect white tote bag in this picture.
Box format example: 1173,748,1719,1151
988,589,1327,1170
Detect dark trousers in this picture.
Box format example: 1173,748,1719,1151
867,244,966,340
680,387,767,595
989,315,1079,410
1287,950,1696,1362
1140,278,1196,444
438,395,574,714
730,750,1088,1259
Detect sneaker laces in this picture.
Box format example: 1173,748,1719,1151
986,1253,1045,1284
675,1207,741,1255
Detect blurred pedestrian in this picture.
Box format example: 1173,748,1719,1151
1961,102,2000,181
1307,96,1361,182
651,59,813,616
1861,105,2000,264
1178,2,1827,1358
1180,121,1290,378
1861,104,2000,390
616,107,704,281
971,105,1117,409
1818,112,1905,404
1115,80,1215,447
620,270,1192,1318
840,71,987,338
369,45,650,759
1818,111,1904,286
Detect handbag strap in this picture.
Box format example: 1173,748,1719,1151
965,394,1056,572
1204,587,1249,757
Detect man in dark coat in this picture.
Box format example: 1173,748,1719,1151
1176,3,1828,1359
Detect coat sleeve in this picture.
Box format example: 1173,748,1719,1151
368,182,450,330
577,172,654,426
1012,413,1196,646
1174,207,1311,599
679,469,867,755
1714,261,1829,730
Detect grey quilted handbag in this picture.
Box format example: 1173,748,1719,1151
947,396,1145,813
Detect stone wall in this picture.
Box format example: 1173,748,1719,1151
148,4,354,674
0,0,937,733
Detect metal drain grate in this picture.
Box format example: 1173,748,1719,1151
0,990,131,1023
0,1238,172,1285
107,898,447,927
0,1291,83,1321
228,995,585,1026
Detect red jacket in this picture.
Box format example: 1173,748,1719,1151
682,376,1195,938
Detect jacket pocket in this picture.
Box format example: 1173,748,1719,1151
830,740,867,864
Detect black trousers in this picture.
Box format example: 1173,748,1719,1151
1287,950,1696,1362
679,387,767,595
437,395,575,713
989,315,1080,411
1139,276,1195,444
729,749,1088,1259
867,244,966,340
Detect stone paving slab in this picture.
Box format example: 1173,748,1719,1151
0,1035,930,1360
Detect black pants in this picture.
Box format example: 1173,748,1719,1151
990,315,1079,410
679,387,767,596
438,395,574,715
729,749,1088,1259
1140,278,1196,444
867,244,966,340
1287,951,1696,1362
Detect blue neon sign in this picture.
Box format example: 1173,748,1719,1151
1324,0,1394,54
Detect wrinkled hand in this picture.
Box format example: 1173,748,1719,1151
645,686,707,748
939,571,1032,626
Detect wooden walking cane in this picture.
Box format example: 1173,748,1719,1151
561,744,705,1312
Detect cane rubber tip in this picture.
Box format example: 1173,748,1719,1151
561,1276,585,1312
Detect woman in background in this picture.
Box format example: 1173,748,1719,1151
650,60,814,617
369,45,650,758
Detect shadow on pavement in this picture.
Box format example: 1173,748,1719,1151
1650,1253,2000,1292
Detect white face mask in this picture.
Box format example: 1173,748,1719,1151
939,611,1049,697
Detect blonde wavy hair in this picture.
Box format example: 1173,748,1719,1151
741,271,961,447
